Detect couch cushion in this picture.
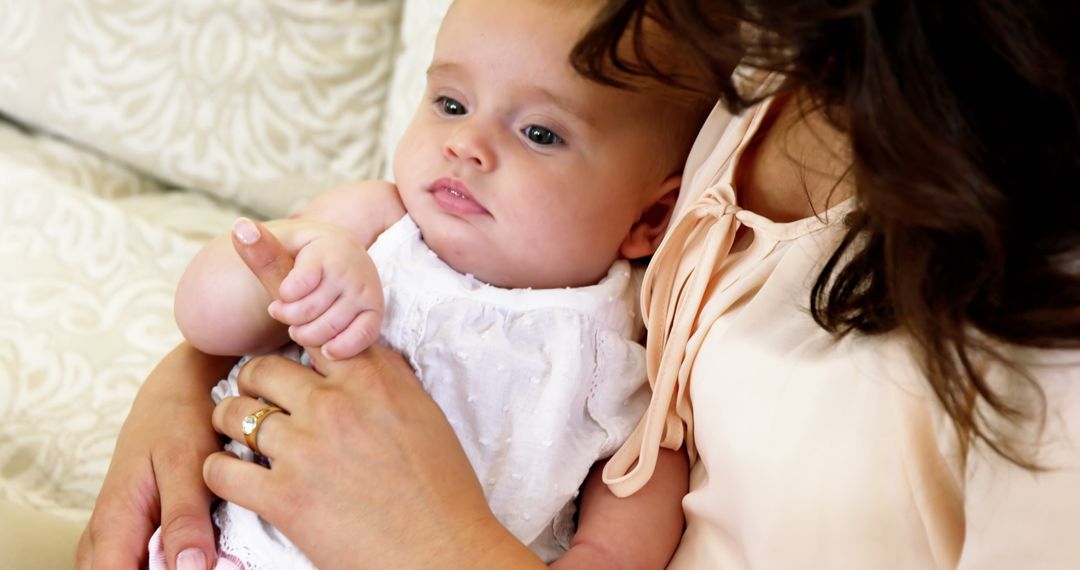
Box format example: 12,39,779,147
0,175,193,520
0,0,401,219
0,119,241,241
0,120,239,522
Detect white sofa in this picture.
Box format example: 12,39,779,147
0,1,451,566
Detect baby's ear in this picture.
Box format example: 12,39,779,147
619,174,681,260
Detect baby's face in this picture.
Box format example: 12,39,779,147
393,0,679,289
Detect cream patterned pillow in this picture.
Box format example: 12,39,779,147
0,0,402,219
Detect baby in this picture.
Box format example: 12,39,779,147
155,0,708,567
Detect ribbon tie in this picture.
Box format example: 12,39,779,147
603,183,743,497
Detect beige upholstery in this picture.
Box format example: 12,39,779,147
0,0,401,219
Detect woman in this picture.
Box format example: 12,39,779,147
78,0,1079,568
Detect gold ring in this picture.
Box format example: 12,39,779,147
241,406,284,456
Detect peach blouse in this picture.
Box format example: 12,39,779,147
604,96,1080,568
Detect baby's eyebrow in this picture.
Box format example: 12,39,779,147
532,85,595,127
426,61,465,78
426,60,596,129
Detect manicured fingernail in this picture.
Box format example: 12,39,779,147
321,345,337,361
233,217,260,245
177,548,206,570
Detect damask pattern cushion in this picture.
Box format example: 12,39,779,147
0,119,162,202
0,119,240,241
0,0,402,219
0,119,241,528
0,153,199,520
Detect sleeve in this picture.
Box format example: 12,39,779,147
957,352,1080,569
585,328,651,460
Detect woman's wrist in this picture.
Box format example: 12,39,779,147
137,342,235,398
455,513,549,569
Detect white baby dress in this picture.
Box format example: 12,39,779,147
152,214,651,569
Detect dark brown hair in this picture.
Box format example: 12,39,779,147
573,0,1080,466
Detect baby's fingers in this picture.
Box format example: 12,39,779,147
288,296,376,351
278,254,323,303
268,283,340,326
321,311,382,360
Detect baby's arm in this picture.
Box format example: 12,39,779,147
174,180,405,357
553,448,689,570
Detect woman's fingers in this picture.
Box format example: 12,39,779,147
208,343,530,568
153,430,220,570
316,343,416,387
202,452,279,519
212,396,292,459
76,466,159,570
234,354,312,406
232,217,294,301
211,345,465,566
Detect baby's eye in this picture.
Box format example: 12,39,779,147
522,125,564,146
436,96,467,116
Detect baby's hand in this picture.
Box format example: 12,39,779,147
267,226,383,360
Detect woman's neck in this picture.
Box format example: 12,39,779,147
734,92,854,222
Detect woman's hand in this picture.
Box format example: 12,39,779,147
75,343,234,570
205,346,546,569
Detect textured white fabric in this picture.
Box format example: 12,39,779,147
201,215,651,566
373,215,649,560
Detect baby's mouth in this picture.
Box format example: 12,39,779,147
429,177,491,216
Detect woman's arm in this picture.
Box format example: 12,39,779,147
76,343,235,570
